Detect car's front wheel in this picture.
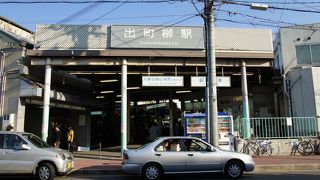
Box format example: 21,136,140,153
37,162,56,180
142,163,163,180
225,160,244,178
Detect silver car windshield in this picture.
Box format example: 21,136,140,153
22,133,50,148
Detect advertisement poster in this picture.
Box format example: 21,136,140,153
185,115,206,134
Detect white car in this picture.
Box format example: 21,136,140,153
123,136,254,180
0,131,74,180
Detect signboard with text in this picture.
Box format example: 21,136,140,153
110,25,205,49
191,76,231,87
142,76,184,87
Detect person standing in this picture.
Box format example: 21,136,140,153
53,125,61,148
148,121,161,141
67,126,74,153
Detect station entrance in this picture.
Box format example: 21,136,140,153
25,25,275,149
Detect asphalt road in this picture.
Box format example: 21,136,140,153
56,171,320,180
2,171,320,180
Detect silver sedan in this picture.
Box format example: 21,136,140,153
122,136,254,180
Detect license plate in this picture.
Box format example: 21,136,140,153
67,162,73,169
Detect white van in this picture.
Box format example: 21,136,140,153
0,131,74,180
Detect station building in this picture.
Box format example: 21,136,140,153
1,17,275,149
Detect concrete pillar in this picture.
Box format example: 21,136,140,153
127,91,131,143
15,98,26,132
41,58,52,142
121,59,127,154
169,92,174,136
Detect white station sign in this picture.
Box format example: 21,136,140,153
142,76,184,87
191,76,231,87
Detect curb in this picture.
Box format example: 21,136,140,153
69,164,320,176
254,164,320,172
69,169,123,176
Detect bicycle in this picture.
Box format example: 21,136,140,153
286,139,300,156
238,138,279,157
238,138,259,157
297,136,320,156
256,139,280,156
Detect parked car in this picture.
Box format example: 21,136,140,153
122,136,254,180
0,131,74,180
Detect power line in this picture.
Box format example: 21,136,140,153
217,17,320,31
0,0,185,4
217,9,298,27
16,13,195,24
57,0,101,23
232,1,320,5
292,0,320,11
37,0,129,45
283,27,318,73
92,13,200,48
221,0,320,14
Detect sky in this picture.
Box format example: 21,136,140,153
1,0,320,35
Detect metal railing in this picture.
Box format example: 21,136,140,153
236,117,319,138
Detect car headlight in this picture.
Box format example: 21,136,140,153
56,153,66,160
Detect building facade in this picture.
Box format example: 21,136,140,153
274,23,320,133
1,17,275,149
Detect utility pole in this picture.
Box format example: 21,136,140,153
205,0,219,146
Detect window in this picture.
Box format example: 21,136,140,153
2,134,26,150
155,139,181,152
296,44,320,65
296,45,311,65
0,134,4,149
311,44,320,64
183,139,210,152
22,133,50,148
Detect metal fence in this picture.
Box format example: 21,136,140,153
237,117,319,138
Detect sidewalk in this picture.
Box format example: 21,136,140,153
71,149,320,175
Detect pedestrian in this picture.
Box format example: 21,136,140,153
53,125,61,148
148,121,161,141
49,121,57,146
174,121,184,136
67,125,74,153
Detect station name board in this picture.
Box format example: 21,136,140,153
110,25,205,49
142,76,184,87
191,76,231,87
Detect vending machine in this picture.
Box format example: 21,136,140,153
184,113,207,141
184,113,234,150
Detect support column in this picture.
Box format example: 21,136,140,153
169,93,174,136
16,98,26,132
41,58,52,142
241,60,251,139
121,59,127,154
127,91,131,143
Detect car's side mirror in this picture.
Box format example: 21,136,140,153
21,144,31,150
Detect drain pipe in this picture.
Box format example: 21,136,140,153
282,74,292,117
0,51,5,116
